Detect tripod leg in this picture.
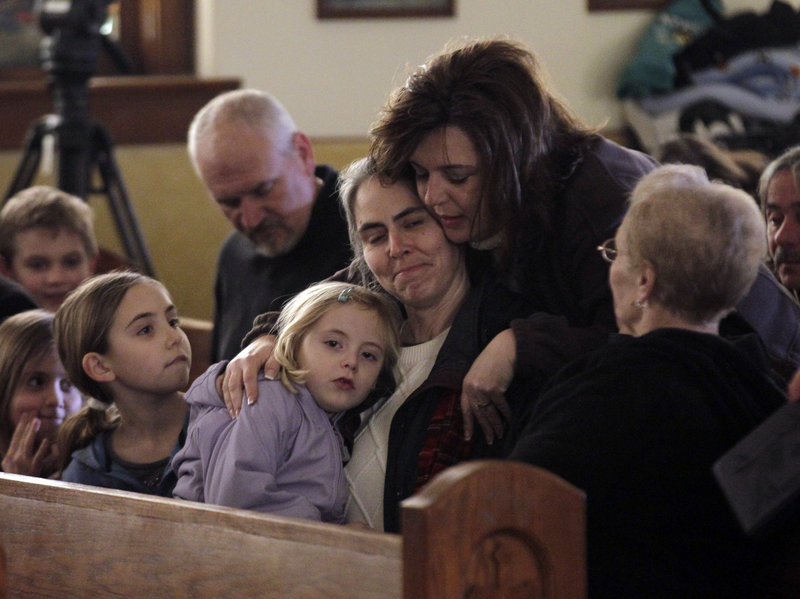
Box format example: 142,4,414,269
4,117,54,201
92,125,157,277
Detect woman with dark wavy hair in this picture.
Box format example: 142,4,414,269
369,37,656,439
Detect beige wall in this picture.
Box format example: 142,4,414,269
0,140,368,321
1,0,790,321
196,0,791,136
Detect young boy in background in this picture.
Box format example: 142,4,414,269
0,186,98,313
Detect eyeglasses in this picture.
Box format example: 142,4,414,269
597,238,617,263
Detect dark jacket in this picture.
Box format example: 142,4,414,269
0,275,36,323
507,136,800,384
212,165,352,361
61,417,188,498
731,263,800,382
381,270,531,532
508,136,657,380
511,328,786,599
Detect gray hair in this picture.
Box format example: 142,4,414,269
757,145,800,214
622,164,766,324
338,157,377,286
187,89,298,170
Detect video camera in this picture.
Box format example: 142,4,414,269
36,0,114,80
34,0,131,130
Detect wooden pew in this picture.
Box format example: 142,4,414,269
0,460,585,598
0,545,5,599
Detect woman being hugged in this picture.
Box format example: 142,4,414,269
54,271,191,496
173,281,401,523
225,158,530,531
0,309,82,477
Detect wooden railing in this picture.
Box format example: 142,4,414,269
0,75,240,151
0,460,586,598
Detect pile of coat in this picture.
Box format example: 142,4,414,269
620,0,800,156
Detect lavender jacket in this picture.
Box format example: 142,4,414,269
172,362,347,523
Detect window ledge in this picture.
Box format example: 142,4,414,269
0,75,240,150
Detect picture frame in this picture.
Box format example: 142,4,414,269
588,0,669,10
317,0,455,19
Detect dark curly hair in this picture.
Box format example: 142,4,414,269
369,36,596,278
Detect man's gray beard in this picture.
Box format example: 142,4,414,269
249,227,301,258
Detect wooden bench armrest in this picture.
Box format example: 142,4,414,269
403,460,587,598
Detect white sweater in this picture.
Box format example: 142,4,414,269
344,329,449,530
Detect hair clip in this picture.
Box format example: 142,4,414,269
338,286,355,303
86,397,110,412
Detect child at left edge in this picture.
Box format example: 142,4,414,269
172,281,401,523
54,271,191,496
0,310,83,478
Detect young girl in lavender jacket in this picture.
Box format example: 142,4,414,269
172,282,400,523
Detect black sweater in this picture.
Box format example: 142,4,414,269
511,328,786,599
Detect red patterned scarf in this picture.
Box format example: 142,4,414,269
414,389,473,492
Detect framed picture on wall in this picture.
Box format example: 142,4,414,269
588,0,669,9
317,0,455,19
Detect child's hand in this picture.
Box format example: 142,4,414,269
2,411,58,477
223,334,278,418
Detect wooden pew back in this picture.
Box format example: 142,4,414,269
0,461,585,599
0,473,400,598
404,461,586,598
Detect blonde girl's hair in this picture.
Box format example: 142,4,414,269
0,310,56,457
53,271,161,470
273,282,402,395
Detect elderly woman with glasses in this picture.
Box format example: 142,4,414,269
511,163,789,599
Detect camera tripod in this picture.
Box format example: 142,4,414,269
3,0,156,277
5,105,156,277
